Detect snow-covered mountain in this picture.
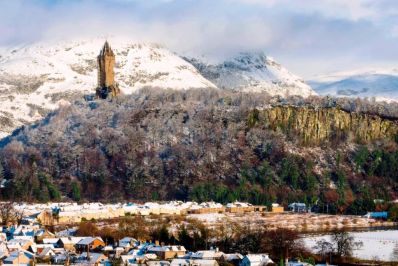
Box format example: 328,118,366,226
0,37,216,138
309,68,398,102
186,52,316,98
0,38,314,139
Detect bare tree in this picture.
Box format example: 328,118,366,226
314,239,334,263
0,202,24,225
261,228,306,261
331,230,363,258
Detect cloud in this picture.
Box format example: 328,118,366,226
229,0,379,21
0,0,397,78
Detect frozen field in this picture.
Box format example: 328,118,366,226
304,230,398,261
188,212,395,232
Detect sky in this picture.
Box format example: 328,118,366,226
0,0,398,78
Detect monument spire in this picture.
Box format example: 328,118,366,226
96,41,120,99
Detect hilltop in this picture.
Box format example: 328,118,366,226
186,52,315,97
0,37,315,138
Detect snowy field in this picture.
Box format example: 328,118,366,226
304,230,398,261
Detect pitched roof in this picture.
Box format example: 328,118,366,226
38,247,54,257
7,238,32,248
29,243,54,253
35,229,55,237
58,237,84,245
76,237,104,245
4,250,35,261
78,252,107,264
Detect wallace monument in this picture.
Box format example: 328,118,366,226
96,41,121,99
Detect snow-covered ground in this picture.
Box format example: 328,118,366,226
309,68,398,102
0,37,216,138
304,230,398,261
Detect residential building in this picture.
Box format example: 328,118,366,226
147,245,186,259
76,252,108,265
288,203,307,213
57,237,84,251
3,250,34,265
75,237,105,252
191,250,224,260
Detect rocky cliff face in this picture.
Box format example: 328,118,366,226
255,106,398,144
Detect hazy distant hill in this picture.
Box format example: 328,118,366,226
310,68,398,102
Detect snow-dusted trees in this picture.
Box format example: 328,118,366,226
0,88,398,207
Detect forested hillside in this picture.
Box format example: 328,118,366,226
1,88,398,215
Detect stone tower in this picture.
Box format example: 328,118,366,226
96,41,121,99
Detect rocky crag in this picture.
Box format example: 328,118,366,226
252,106,398,144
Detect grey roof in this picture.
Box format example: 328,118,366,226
39,247,54,257
4,250,35,262
78,252,106,264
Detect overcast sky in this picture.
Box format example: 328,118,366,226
0,0,398,78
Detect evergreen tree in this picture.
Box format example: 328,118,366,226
354,146,369,173
257,161,273,188
70,181,81,202
280,157,300,190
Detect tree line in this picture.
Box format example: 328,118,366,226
0,88,397,216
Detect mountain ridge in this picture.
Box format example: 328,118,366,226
185,52,316,98
310,68,398,102
0,37,316,138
